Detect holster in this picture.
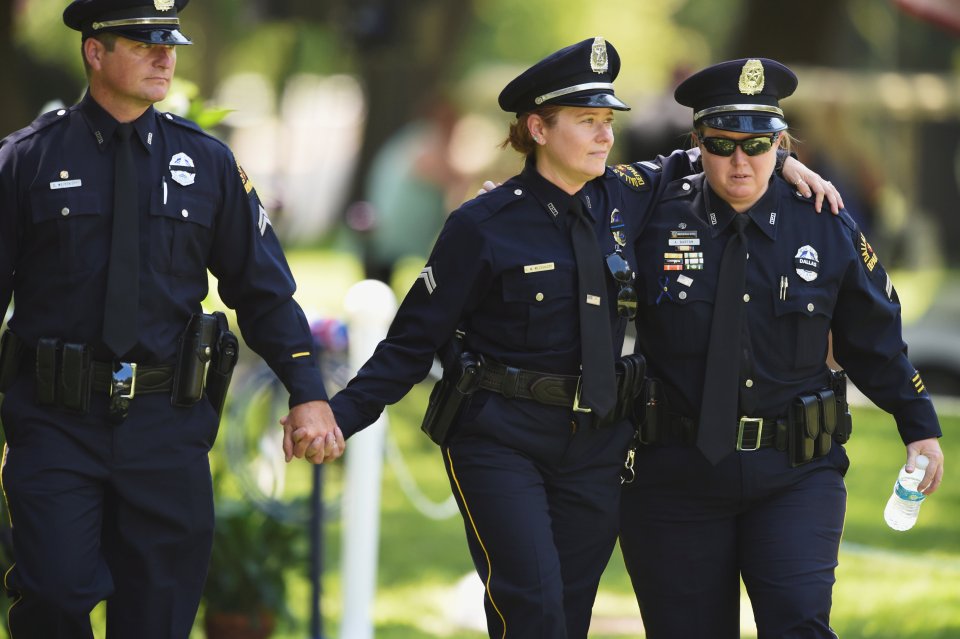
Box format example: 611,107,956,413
420,333,481,446
599,354,646,427
205,312,239,420
830,369,853,443
0,330,25,393
635,377,663,445
171,313,217,407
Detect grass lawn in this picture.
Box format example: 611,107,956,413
193,251,960,638
50,252,954,638
197,394,960,639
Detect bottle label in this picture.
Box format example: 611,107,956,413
894,481,926,502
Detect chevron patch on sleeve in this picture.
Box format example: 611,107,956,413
418,266,437,294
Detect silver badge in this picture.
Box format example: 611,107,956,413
169,152,196,186
590,37,608,74
155,0,175,10
794,245,820,282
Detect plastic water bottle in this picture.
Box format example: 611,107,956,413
883,455,929,531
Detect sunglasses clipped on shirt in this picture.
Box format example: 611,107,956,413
700,132,781,157
605,251,638,320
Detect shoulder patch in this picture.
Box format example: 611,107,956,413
854,230,880,273
611,163,650,192
237,161,254,194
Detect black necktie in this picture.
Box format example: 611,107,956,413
102,123,140,358
697,213,750,464
568,201,616,419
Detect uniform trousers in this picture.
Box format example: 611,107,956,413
0,374,218,639
443,392,633,639
620,444,849,639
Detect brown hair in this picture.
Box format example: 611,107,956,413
500,105,564,157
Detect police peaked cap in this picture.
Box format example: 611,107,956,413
674,58,797,133
64,0,192,45
498,37,630,114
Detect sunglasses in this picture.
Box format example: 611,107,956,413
700,133,780,157
605,251,638,319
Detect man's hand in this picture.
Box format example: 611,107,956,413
782,156,845,215
280,400,345,464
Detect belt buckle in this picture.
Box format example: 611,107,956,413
736,416,763,451
108,362,137,422
572,376,592,414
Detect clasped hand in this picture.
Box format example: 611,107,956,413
280,400,345,464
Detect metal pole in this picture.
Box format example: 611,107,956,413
310,462,324,638
339,280,396,639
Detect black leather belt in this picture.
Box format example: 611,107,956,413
91,361,174,394
665,413,782,450
478,360,582,409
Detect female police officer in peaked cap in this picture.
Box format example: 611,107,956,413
328,37,671,638
0,0,342,636
620,57,945,638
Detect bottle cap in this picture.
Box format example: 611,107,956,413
916,454,929,470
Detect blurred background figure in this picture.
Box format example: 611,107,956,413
362,95,471,285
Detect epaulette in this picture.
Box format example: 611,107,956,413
2,107,72,146
462,180,528,220
159,111,226,146
658,175,700,202
789,184,815,204
609,163,652,192
837,208,858,233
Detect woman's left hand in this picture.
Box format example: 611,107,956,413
782,156,845,215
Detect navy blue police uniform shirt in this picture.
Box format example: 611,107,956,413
0,93,326,406
330,151,695,438
634,173,941,444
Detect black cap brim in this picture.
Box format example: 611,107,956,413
699,113,787,133
550,92,630,111
108,28,192,45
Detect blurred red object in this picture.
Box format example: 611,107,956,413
894,0,960,35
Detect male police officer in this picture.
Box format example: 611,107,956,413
0,1,343,636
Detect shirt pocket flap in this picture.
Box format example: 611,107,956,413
30,189,102,223
644,276,713,307
151,189,215,228
773,286,834,319
502,266,575,304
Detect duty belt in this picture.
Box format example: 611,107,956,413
664,413,783,450
478,360,582,410
90,361,174,395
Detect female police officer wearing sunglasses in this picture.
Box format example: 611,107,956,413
620,58,945,638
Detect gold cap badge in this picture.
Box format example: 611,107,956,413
590,37,608,74
155,0,175,11
738,59,765,95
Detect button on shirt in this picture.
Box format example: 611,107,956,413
633,174,940,443
0,93,325,404
330,152,695,438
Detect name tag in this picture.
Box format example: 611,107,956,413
668,238,700,247
50,179,82,190
524,262,555,274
